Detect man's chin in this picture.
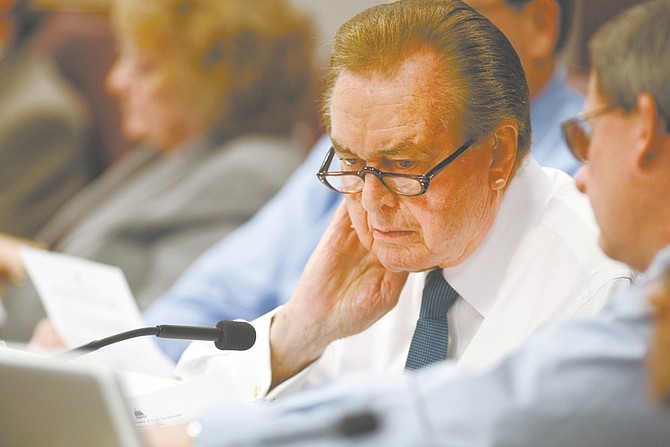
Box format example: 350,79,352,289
373,246,427,273
599,235,641,272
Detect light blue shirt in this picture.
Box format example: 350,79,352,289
142,136,341,361
143,67,583,362
530,65,584,176
195,247,670,447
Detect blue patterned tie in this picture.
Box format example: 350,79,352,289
405,269,459,371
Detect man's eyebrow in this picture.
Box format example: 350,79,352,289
331,144,356,157
331,140,421,158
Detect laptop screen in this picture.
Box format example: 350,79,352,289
0,350,143,447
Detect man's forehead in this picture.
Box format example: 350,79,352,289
333,50,443,93
330,138,424,156
327,50,462,158
329,107,451,159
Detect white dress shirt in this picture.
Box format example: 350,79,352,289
175,157,634,401
195,247,670,447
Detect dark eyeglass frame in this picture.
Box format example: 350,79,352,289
316,139,475,197
561,104,616,163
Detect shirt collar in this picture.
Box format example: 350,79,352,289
442,157,554,318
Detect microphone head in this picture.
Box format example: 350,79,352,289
214,320,256,351
337,411,379,438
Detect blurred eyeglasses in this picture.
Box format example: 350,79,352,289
561,104,616,163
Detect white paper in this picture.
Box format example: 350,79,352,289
126,370,243,427
21,247,175,377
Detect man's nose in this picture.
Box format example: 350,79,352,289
360,173,396,212
105,59,128,96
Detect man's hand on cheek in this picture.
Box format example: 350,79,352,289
268,203,408,389
291,202,407,336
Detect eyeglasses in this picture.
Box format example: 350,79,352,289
316,139,475,197
561,104,616,163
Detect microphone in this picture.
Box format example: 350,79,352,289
337,411,379,437
157,321,256,351
259,410,379,445
61,320,256,358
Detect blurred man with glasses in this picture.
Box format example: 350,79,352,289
173,0,631,401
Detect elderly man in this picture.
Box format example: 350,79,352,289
136,0,583,366
126,0,582,366
174,0,630,399
144,1,670,445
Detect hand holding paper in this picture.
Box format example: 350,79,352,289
21,247,176,377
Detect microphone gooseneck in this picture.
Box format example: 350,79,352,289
59,320,256,359
69,327,160,353
155,324,223,342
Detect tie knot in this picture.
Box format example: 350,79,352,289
420,269,459,319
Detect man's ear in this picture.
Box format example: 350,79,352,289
489,122,517,191
635,93,664,167
526,0,559,62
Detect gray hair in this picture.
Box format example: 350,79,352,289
590,0,670,129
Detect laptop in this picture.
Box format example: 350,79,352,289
0,349,143,447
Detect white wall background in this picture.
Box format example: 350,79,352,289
288,0,390,66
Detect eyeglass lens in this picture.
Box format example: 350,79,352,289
563,119,591,163
323,168,424,196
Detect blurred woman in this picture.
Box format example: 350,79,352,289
0,0,317,342
0,0,92,239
